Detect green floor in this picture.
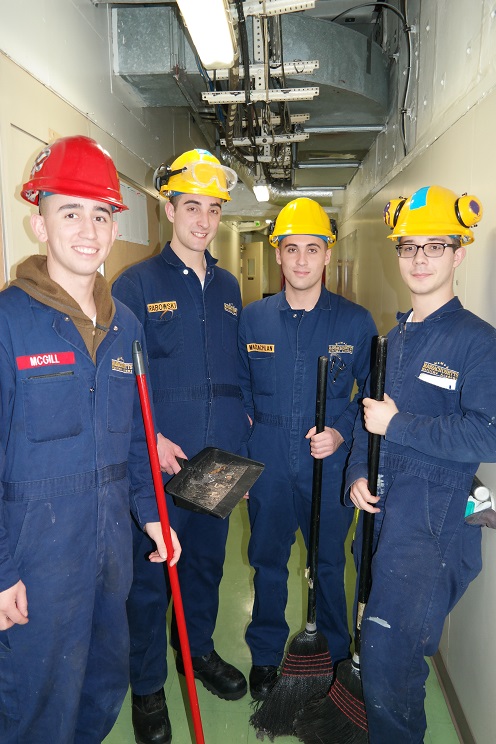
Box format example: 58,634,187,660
104,503,460,744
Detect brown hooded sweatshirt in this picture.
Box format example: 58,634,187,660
10,255,116,362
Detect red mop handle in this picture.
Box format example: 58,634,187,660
133,341,205,744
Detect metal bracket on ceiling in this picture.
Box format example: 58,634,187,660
202,86,319,104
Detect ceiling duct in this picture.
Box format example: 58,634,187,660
220,150,336,206
112,3,390,196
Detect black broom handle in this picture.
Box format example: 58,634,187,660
307,355,329,627
355,335,388,654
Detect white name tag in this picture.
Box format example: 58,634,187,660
418,372,457,391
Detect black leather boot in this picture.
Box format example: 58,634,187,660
249,665,278,700
131,689,172,744
176,649,247,700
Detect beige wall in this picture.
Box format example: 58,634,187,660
0,52,162,282
210,222,242,283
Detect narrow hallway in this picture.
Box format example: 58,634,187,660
105,503,460,743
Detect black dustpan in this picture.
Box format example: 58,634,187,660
166,447,264,519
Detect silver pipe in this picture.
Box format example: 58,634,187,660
296,161,360,169
302,125,385,134
220,151,341,205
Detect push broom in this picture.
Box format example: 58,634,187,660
250,355,334,739
294,334,388,744
133,340,205,744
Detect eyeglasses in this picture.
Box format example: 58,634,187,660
396,242,457,258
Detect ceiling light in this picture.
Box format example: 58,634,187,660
176,0,237,69
253,181,270,202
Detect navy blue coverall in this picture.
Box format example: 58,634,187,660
112,243,250,695
346,298,496,743
238,287,377,667
0,285,159,743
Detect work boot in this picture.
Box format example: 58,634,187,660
176,649,247,700
131,689,172,744
249,665,278,700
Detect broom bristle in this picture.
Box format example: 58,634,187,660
250,628,333,740
294,659,368,744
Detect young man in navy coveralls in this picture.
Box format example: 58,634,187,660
348,186,496,743
0,135,180,744
113,149,251,744
238,197,377,699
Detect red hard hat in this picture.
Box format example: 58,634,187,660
21,135,128,212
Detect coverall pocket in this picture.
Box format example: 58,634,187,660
222,310,238,356
249,355,276,396
0,631,19,721
23,373,83,442
411,375,457,416
146,315,184,358
107,375,135,433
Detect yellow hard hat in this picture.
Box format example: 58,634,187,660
384,185,483,245
269,197,338,248
153,149,237,201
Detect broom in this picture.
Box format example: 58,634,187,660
294,334,388,744
250,355,334,740
133,341,205,744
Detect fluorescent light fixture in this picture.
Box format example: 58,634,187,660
176,0,237,69
253,181,271,202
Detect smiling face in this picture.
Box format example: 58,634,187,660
276,234,330,296
30,193,118,288
397,235,465,305
166,193,222,260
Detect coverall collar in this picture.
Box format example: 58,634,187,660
161,241,218,269
396,296,462,324
278,284,331,312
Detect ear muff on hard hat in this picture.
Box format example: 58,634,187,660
153,148,237,202
383,198,407,229
269,197,337,248
21,135,128,212
383,186,483,245
455,194,483,228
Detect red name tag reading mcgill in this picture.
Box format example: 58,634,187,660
16,352,76,370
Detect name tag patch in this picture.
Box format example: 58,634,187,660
16,352,76,370
247,343,275,353
147,301,177,314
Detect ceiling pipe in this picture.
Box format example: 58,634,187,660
220,151,339,206
296,161,360,169
302,125,385,134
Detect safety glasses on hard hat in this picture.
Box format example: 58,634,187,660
174,161,238,192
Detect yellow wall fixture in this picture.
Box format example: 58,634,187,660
176,0,237,69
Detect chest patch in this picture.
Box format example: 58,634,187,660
328,341,354,355
419,361,459,390
16,351,76,370
224,302,238,317
111,357,134,374
247,343,275,353
147,301,177,314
